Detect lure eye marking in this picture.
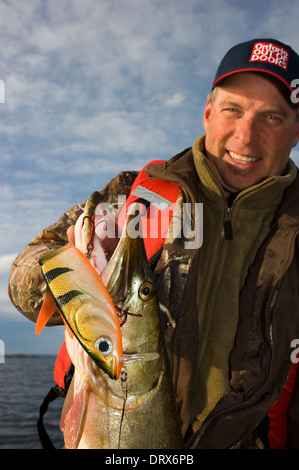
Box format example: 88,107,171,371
95,337,113,356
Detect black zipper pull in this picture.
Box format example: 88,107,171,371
223,208,233,240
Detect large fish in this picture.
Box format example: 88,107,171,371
37,200,184,448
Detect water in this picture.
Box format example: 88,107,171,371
0,355,65,449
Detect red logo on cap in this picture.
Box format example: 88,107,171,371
250,42,289,70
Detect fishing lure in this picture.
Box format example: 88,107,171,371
36,244,123,380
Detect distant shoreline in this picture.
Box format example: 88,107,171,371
4,354,56,358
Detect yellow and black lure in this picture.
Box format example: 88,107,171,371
36,244,123,379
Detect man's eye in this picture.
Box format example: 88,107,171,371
264,114,282,124
267,114,278,120
222,107,240,116
223,107,239,113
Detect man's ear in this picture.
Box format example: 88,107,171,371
203,95,212,132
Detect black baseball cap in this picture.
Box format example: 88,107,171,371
212,38,299,104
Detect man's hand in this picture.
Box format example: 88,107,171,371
67,225,75,245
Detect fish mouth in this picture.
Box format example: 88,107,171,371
120,352,160,364
109,352,159,379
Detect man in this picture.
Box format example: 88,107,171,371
8,38,299,448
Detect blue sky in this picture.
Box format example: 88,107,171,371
1,0,299,355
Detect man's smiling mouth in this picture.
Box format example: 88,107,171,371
228,150,260,163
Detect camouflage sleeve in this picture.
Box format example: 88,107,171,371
8,170,138,325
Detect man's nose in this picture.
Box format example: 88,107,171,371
234,116,258,146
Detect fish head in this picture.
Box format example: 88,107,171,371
101,207,161,360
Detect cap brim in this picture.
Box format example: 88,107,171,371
212,68,299,104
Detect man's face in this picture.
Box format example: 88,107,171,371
203,73,299,194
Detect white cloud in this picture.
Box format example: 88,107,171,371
165,93,185,107
0,254,18,274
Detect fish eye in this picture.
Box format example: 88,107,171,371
95,337,113,356
139,281,155,301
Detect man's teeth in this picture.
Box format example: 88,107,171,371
228,151,260,163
